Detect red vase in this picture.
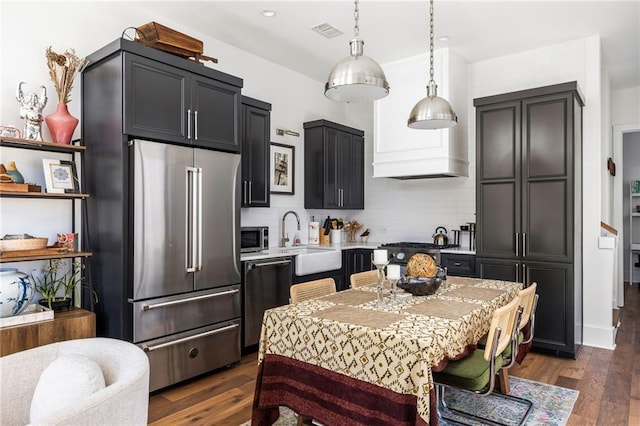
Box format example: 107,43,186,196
45,103,78,145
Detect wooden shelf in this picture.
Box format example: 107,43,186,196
0,191,89,199
0,137,85,153
0,308,95,356
0,251,92,263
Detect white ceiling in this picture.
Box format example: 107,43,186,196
136,1,639,90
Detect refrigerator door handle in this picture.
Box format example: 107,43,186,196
141,323,240,352
186,167,199,273
141,288,240,311
196,167,203,271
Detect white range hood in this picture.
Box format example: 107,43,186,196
373,48,468,179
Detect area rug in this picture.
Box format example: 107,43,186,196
242,376,578,426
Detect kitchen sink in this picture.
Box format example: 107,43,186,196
277,246,342,275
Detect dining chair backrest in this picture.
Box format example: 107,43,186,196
483,297,520,362
290,278,336,303
517,282,537,330
350,270,378,288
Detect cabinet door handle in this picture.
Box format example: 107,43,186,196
194,110,199,141
515,233,519,257
523,263,527,285
249,181,252,203
522,233,526,257
187,109,192,140
242,181,247,204
515,262,519,283
453,262,461,266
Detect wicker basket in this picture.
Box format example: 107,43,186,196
406,253,438,278
0,237,48,252
397,277,442,296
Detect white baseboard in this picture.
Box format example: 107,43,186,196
583,324,616,350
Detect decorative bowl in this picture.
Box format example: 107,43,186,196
0,235,48,252
397,276,442,296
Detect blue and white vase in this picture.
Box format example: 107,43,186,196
0,268,34,318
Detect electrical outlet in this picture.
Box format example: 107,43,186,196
378,227,388,234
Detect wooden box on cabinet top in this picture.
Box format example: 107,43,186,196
304,120,364,209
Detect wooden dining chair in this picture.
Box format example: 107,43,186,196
433,297,533,425
497,282,539,393
289,278,336,303
350,269,378,288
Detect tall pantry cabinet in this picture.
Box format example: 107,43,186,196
474,82,583,358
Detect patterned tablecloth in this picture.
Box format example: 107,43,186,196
253,276,521,425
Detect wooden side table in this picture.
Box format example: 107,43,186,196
0,308,96,356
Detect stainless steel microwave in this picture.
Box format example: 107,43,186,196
240,226,269,253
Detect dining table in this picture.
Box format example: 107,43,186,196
251,276,522,426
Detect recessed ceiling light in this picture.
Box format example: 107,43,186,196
261,10,276,18
438,36,450,42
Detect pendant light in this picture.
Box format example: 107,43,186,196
407,0,457,129
324,0,389,102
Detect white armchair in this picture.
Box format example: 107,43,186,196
0,337,149,426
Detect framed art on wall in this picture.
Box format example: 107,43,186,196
42,159,79,194
270,143,295,195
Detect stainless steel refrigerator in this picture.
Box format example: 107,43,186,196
86,139,242,392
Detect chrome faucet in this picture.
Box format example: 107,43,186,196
281,210,301,247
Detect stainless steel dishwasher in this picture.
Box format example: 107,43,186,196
243,257,293,348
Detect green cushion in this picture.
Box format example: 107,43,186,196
433,349,504,391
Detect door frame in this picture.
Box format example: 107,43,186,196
613,123,640,307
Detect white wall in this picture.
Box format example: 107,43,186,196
468,36,615,349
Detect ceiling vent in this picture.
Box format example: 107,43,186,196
311,23,343,39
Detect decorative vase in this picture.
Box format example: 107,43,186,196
0,268,34,318
45,103,78,145
38,297,72,311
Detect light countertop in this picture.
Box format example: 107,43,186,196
241,242,475,262
241,241,384,262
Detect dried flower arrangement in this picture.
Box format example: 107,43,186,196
344,220,363,242
45,46,87,104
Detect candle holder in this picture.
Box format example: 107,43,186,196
388,277,399,303
371,253,389,307
386,264,401,304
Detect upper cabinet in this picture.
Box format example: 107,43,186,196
241,96,271,207
83,39,243,152
304,120,364,210
373,48,468,179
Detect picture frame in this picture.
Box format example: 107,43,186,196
270,143,295,195
42,159,79,194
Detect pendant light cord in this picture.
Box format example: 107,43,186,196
354,0,360,39
429,0,435,85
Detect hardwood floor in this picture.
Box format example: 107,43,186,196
148,285,640,425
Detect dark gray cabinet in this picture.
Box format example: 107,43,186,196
474,82,583,358
241,96,271,207
292,269,346,293
343,248,374,288
441,253,476,277
303,120,364,209
86,38,242,152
